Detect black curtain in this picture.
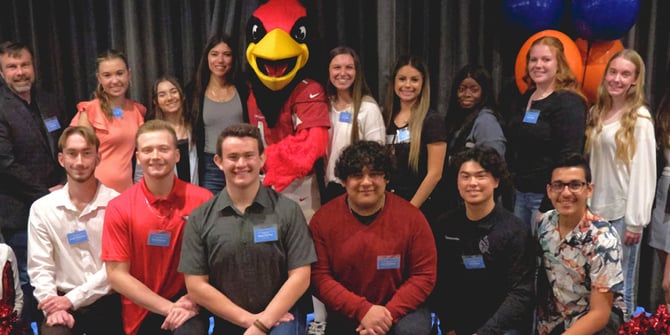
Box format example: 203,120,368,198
2,0,670,309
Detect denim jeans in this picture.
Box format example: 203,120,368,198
212,307,304,335
610,217,640,321
513,190,544,236
327,306,432,335
201,153,225,196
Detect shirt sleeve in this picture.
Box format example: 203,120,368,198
292,80,331,132
27,203,59,304
282,199,317,271
101,198,131,262
360,99,386,144
590,225,624,292
478,221,535,335
178,206,209,275
384,214,437,321
471,110,506,157
310,215,375,322
64,265,111,310
624,109,656,233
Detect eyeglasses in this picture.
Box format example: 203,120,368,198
548,181,588,193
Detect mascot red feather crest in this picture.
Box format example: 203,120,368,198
245,0,329,220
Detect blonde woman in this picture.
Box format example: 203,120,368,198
586,49,655,321
70,49,146,193
384,55,446,225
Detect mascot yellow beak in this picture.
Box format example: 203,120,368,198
246,28,309,91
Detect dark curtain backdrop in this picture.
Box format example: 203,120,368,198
2,0,670,309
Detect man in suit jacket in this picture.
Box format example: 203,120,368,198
0,40,64,330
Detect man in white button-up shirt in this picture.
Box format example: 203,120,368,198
27,126,123,335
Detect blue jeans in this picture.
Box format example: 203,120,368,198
610,217,640,321
513,190,544,236
201,153,225,196
328,306,432,335
212,307,304,335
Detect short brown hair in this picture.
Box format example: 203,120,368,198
216,123,264,157
58,126,100,152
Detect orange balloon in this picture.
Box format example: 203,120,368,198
576,38,625,104
514,30,584,94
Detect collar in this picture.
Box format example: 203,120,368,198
55,182,115,214
214,182,270,214
140,176,182,206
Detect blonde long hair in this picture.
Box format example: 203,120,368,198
585,49,648,165
94,49,130,119
383,55,431,173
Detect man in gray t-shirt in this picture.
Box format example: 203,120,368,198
179,123,316,335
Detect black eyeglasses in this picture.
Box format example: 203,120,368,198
548,181,588,193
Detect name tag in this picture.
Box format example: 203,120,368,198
66,230,89,245
147,231,171,247
338,111,352,124
112,108,123,118
462,255,486,269
377,255,401,270
522,109,540,124
396,128,410,143
44,116,61,132
254,225,278,243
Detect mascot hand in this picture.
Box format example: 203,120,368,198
263,127,328,192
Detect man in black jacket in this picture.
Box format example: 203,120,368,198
0,40,64,330
433,147,534,335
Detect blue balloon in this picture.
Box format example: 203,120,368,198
504,0,565,32
571,0,640,41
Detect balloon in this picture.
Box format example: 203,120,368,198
514,30,584,94
571,0,640,41
575,38,625,104
503,0,564,32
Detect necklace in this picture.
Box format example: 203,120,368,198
144,195,173,220
207,85,234,102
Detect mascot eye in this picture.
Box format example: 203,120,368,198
290,18,308,42
247,17,266,43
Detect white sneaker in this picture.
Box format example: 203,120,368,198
306,321,326,335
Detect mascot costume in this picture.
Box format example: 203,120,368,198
245,0,330,223
245,1,330,333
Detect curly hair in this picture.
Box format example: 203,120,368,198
585,49,648,165
335,141,393,182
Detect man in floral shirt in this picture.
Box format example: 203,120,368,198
537,154,625,335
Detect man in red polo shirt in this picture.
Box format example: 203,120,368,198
102,120,213,335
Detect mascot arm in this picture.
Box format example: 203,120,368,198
263,126,328,192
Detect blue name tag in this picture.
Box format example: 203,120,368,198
338,111,352,124
112,108,123,118
377,255,401,270
66,230,89,245
254,225,278,243
522,109,540,124
44,116,61,132
462,255,486,269
147,231,171,247
396,128,410,143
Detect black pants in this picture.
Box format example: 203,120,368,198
40,294,123,335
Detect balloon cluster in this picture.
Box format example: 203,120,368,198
505,0,640,103
620,304,670,335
